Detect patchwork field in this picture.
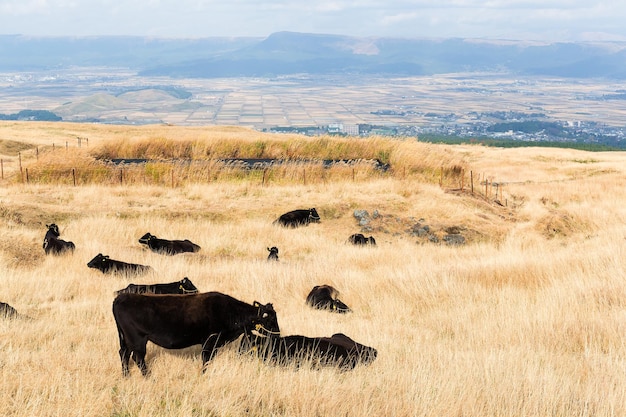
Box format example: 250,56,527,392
1,122,626,416
2,71,626,129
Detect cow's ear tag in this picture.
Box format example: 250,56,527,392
253,301,261,307
255,323,262,331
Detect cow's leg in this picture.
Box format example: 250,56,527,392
131,349,149,376
201,329,245,372
117,330,132,377
125,335,149,376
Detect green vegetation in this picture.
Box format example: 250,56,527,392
418,134,625,152
0,110,61,121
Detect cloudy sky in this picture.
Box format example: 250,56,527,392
0,0,624,42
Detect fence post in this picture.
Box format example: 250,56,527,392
303,169,306,185
25,168,29,184
36,147,39,161
470,171,474,194
120,169,123,186
262,169,267,186
72,168,76,186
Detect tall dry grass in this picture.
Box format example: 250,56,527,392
1,122,626,416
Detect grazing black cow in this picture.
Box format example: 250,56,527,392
112,291,280,376
87,253,153,275
1,302,21,319
348,233,376,246
267,246,279,261
306,285,351,313
43,223,75,255
240,327,377,369
274,208,321,228
138,233,201,255
115,277,198,295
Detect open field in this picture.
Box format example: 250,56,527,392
1,122,626,416
2,71,626,129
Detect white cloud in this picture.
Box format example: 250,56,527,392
0,0,624,41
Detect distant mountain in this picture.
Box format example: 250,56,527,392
2,32,626,79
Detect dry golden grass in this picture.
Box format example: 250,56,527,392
1,122,626,416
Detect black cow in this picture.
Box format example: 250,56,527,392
43,223,75,255
112,291,280,376
306,285,351,313
87,253,153,275
240,327,377,369
274,208,320,228
115,277,198,295
267,246,279,261
138,233,201,255
348,233,376,246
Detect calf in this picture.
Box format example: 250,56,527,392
348,233,376,246
138,233,201,255
267,246,279,261
87,253,153,275
43,223,75,255
240,327,377,369
306,285,351,313
115,277,198,295
112,291,280,376
274,208,320,228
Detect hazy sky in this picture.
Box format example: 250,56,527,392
0,0,624,42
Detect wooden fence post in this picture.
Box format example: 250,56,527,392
303,169,306,185
120,169,123,185
470,171,474,194
72,168,76,186
25,168,29,184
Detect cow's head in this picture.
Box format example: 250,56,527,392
87,253,109,269
252,301,280,335
46,224,60,237
308,208,321,223
179,277,199,294
138,233,155,245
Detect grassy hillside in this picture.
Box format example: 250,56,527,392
1,121,626,416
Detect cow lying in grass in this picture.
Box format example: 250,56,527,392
43,223,75,255
239,326,377,369
115,277,198,295
306,285,351,313
267,246,279,261
348,233,376,246
273,208,320,228
87,253,153,275
138,233,201,255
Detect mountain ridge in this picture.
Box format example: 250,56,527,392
2,32,626,78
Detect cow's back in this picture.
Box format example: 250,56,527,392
113,292,252,349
